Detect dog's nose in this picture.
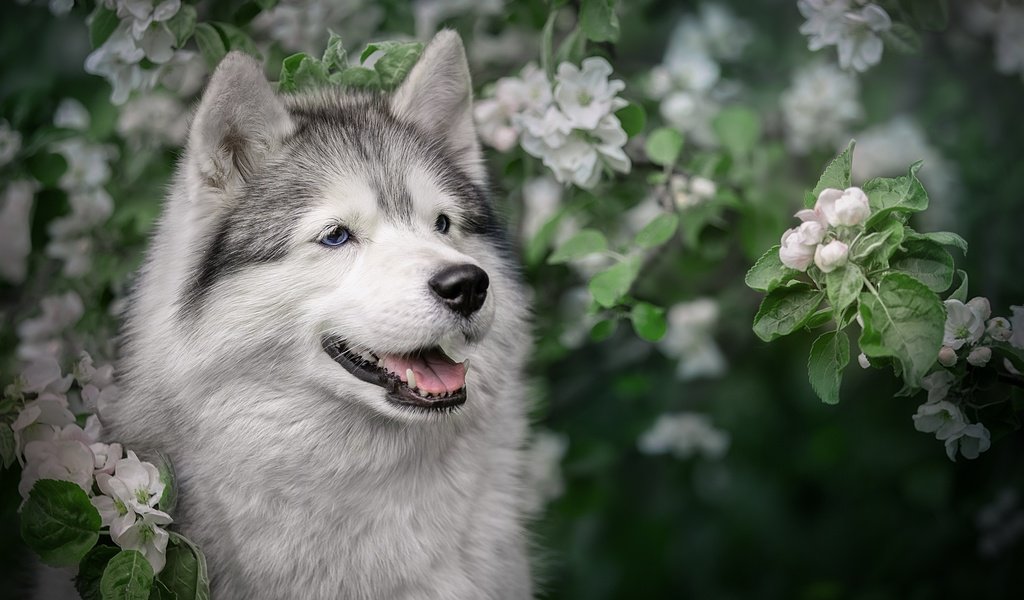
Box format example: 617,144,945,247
429,264,489,317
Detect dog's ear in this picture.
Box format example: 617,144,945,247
187,52,293,193
391,30,484,184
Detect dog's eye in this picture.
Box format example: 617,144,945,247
435,214,451,234
319,225,351,247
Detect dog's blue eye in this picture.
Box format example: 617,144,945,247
435,214,451,234
320,226,350,247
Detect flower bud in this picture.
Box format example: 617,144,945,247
779,228,816,271
833,187,871,226
937,346,957,367
858,353,870,369
814,240,848,273
795,221,825,246
967,346,992,367
986,317,1012,342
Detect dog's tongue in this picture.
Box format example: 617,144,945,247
380,350,466,395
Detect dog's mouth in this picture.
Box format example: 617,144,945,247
322,337,468,410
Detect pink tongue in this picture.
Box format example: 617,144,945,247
380,352,466,395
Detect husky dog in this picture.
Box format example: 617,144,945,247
97,31,533,599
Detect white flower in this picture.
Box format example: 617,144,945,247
52,138,116,193
638,412,730,460
84,21,151,105
0,119,22,167
968,347,992,368
554,58,627,130
96,450,166,514
944,422,991,461
90,442,123,475
19,439,96,499
54,98,90,131
815,187,870,226
858,353,870,368
115,509,172,573
814,240,849,273
659,299,726,380
913,399,966,440
798,1,892,72
986,317,1012,342
781,62,862,154
967,297,992,322
1010,306,1024,349
75,352,117,411
117,93,188,148
522,429,568,514
921,370,955,404
944,299,986,350
670,174,717,209
779,227,817,272
937,346,957,367
0,180,38,284
474,64,551,152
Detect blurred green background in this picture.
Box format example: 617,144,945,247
1,1,1023,598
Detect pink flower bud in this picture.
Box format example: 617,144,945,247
814,240,849,273
967,346,992,367
937,346,957,367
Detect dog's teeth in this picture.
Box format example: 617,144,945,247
406,369,417,389
463,358,471,374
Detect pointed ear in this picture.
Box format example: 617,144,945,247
391,30,485,184
187,52,293,193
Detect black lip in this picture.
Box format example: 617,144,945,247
321,338,467,411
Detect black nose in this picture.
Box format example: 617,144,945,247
429,264,489,317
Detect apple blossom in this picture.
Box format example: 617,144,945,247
967,297,992,322
798,1,892,72
944,299,986,350
1009,306,1024,350
779,228,817,271
115,509,173,572
944,422,992,461
638,412,730,459
815,187,870,227
968,347,992,368
91,442,123,475
913,400,967,440
986,317,1012,342
0,181,38,285
96,450,166,515
858,353,870,369
781,62,862,154
19,439,96,499
937,346,957,367
659,299,726,380
814,240,849,273
921,370,955,404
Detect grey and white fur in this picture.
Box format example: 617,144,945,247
91,31,533,599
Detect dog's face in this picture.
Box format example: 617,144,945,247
168,33,523,421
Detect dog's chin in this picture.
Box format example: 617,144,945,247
321,336,469,413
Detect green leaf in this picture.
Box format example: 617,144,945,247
166,5,197,48
156,533,211,600
808,330,850,405
810,140,855,204
644,127,684,168
744,245,799,292
712,107,761,157
615,103,645,138
882,22,923,54
579,0,620,42
27,151,67,188
548,229,608,264
752,283,825,342
589,319,617,342
540,9,557,78
850,219,905,267
858,273,944,387
321,31,348,70
948,269,968,302
149,579,175,600
589,257,640,308
89,7,120,48
331,66,381,89
212,23,262,60
279,53,329,93
890,238,955,293
101,550,154,600
804,308,834,331
76,544,120,600
630,302,667,342
152,451,177,516
825,264,864,313
362,41,424,90
863,162,928,228
633,213,679,249
21,480,101,567
905,230,968,255
194,23,228,68
0,424,14,469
